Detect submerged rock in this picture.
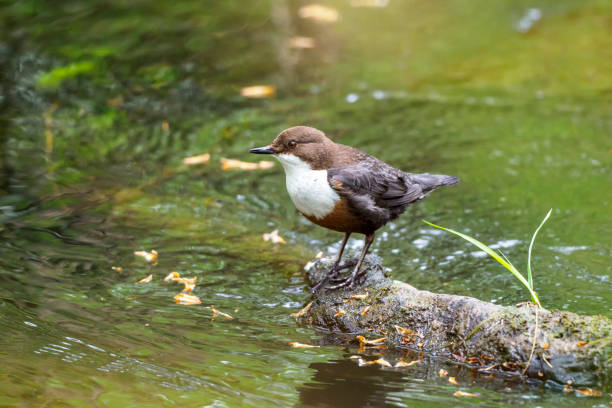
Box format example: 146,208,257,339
298,253,611,390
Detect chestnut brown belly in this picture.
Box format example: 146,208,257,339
301,199,371,234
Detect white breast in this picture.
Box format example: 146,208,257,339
276,154,340,219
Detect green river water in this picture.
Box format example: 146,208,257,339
1,0,611,406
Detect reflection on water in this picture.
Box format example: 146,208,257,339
1,0,611,406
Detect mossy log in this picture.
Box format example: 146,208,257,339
299,253,611,390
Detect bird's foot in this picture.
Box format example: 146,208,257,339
310,261,357,293
327,269,367,290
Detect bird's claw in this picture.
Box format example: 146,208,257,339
327,269,367,290
310,261,357,293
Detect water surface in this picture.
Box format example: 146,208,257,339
1,0,610,406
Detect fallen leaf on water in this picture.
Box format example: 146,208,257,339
205,305,233,320
351,292,368,300
183,153,211,165
368,358,391,367
263,229,287,244
298,4,339,22
351,0,388,6
577,341,588,347
164,272,180,281
334,309,346,317
439,369,448,377
574,388,601,397
361,306,371,315
356,336,387,346
137,274,152,284
289,36,315,49
448,377,459,386
479,364,497,371
240,85,276,98
291,301,313,317
257,160,274,169
134,250,158,265
288,342,320,348
164,272,197,292
453,391,477,397
174,293,202,305
112,266,123,272
220,158,274,171
395,359,421,368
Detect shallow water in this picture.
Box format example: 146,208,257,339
1,0,611,406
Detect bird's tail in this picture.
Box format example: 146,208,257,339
408,173,460,193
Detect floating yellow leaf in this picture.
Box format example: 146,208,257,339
183,153,211,165
439,369,448,377
136,274,152,284
164,272,197,292
205,305,233,320
350,0,388,7
257,160,274,169
263,229,287,244
479,364,497,371
288,37,315,49
291,301,313,318
574,388,601,397
356,336,387,346
288,342,320,348
448,377,459,386
394,359,421,368
368,358,391,367
334,309,346,317
221,158,275,171
174,293,202,305
298,4,339,22
453,391,477,397
240,85,276,98
134,250,158,265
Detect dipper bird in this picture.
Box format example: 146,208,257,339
250,126,459,291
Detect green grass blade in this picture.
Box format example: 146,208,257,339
527,209,552,291
424,220,541,307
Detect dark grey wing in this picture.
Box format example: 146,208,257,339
327,162,424,227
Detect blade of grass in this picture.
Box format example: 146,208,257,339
424,220,541,307
527,209,552,291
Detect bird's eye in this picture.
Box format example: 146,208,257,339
288,140,297,148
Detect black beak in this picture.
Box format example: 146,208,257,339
249,146,274,154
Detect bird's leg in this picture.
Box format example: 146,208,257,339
311,232,351,293
328,232,375,290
